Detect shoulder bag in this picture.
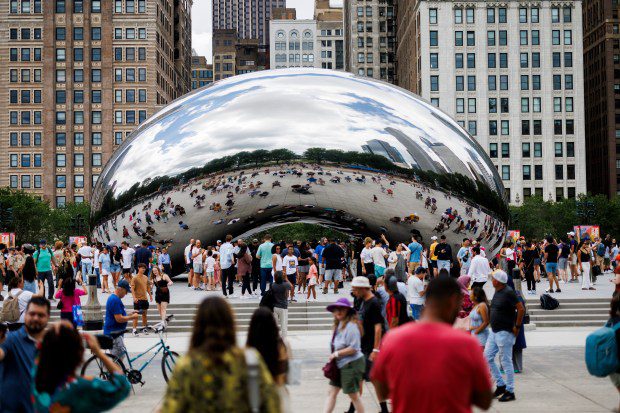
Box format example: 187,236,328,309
322,327,340,381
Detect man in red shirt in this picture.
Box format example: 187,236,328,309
371,276,493,413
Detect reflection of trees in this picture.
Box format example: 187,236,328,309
93,147,509,224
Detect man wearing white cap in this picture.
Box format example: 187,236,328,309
567,232,579,282
484,270,525,403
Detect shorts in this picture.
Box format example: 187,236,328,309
408,261,420,272
558,258,568,270
570,255,578,265
329,356,365,394
429,260,437,269
110,264,121,272
374,266,386,277
533,258,541,265
319,265,325,276
287,273,297,285
324,269,342,281
206,270,214,277
308,277,317,286
298,265,309,274
122,267,132,274
546,262,558,275
193,262,203,274
185,263,191,272
134,300,150,312
110,334,126,359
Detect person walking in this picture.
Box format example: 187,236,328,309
385,277,409,329
282,245,299,301
435,235,453,273
247,307,292,413
272,271,292,338
323,297,366,413
360,237,375,277
371,276,492,413
54,278,86,328
469,286,490,349
22,255,39,294
407,267,427,320
457,238,472,276
307,256,318,301
469,246,491,290
110,245,122,289
250,238,261,295
0,296,50,413
236,242,254,299
322,238,345,294
184,239,195,288
32,322,131,412
191,240,205,291
578,239,596,291
219,234,236,297
33,240,57,300
130,263,153,336
160,297,280,412
256,234,275,296
484,270,525,402
159,247,172,275
520,241,538,295
544,236,561,293
120,241,135,281
98,246,112,294
152,266,173,323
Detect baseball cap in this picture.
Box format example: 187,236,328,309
39,239,47,245
491,270,508,284
567,231,575,236
118,279,131,292
431,236,438,240
351,276,371,288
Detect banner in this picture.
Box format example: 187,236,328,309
0,233,16,248
573,225,600,242
506,230,520,243
69,236,87,247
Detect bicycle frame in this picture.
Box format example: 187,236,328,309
120,332,173,373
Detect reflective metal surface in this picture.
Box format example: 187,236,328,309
92,69,508,271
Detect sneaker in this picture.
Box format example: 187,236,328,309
142,328,149,335
291,298,297,302
545,289,554,293
493,386,506,398
132,329,139,337
555,289,561,293
498,392,516,402
588,287,596,290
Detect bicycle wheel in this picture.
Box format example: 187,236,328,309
161,350,179,382
81,354,126,381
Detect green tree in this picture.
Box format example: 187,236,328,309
303,147,327,164
269,148,296,165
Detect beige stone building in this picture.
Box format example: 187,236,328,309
213,29,265,80
1,0,192,207
191,55,213,90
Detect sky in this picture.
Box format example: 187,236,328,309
191,0,316,61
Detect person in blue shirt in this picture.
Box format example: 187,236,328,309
158,247,172,275
314,237,327,283
407,236,423,274
104,279,139,358
0,296,50,413
255,234,275,296
134,240,153,274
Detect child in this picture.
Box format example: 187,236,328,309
306,256,318,301
204,250,216,291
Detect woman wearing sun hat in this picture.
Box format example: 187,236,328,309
323,297,366,413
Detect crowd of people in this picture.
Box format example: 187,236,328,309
0,226,619,412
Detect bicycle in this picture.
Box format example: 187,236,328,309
80,314,179,386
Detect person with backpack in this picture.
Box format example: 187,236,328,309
33,239,57,301
1,277,43,324
0,295,50,413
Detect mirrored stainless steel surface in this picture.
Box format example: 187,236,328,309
91,69,508,271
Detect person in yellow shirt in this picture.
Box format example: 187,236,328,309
429,236,439,277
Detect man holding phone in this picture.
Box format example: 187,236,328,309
104,279,139,358
130,264,153,336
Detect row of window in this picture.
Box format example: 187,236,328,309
54,132,121,146
273,41,314,51
9,175,42,189
9,154,42,167
56,47,102,62
55,27,102,41
55,196,85,208
9,90,42,104
55,111,103,125
429,29,572,48
54,153,102,167
487,119,575,136
489,142,576,158
274,54,315,63
114,110,147,124
192,70,212,79
9,69,42,83
9,28,42,40
114,89,148,103
454,97,573,115
113,27,148,40
497,166,577,183
55,89,103,104
432,51,573,70
54,0,101,13
429,6,572,25
114,47,148,62
113,0,147,13
9,0,42,14
9,48,41,62
9,111,41,125
9,132,42,147
431,72,574,93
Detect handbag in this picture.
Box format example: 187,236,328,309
72,305,84,327
56,299,63,310
322,327,340,381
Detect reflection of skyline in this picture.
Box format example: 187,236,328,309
421,137,475,180
362,139,407,166
385,127,445,174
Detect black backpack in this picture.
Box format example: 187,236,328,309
540,293,559,310
259,288,275,312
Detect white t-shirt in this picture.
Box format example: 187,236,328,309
192,247,203,264
360,247,373,264
468,255,492,283
93,249,100,268
184,244,192,264
9,288,34,323
205,256,216,272
272,254,283,275
282,255,298,275
407,276,425,305
219,242,235,269
121,247,135,269
505,248,515,261
78,246,93,263
370,246,387,268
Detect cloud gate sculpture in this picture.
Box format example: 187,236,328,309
91,69,508,273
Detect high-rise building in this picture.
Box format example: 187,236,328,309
315,0,344,70
583,0,620,197
270,20,318,69
396,0,587,204
343,0,397,82
1,0,192,207
191,55,213,90
212,0,286,48
272,7,296,20
213,29,264,80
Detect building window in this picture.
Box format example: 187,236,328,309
532,30,539,45
56,0,66,13
430,76,439,91
564,30,572,45
466,31,475,46
534,142,542,157
488,98,497,113
500,75,508,90
467,75,476,91
454,9,462,24
466,7,474,23
456,76,464,91
533,120,542,135
501,120,509,135
91,48,101,61
74,175,84,188
520,30,528,45
521,98,529,113
74,132,84,146
56,133,66,146
115,132,123,145
501,142,510,158
74,153,84,167
522,143,531,158
501,165,510,180
92,27,101,40
92,111,102,124
563,6,572,22
74,90,84,104
554,119,563,135
56,175,66,188
34,154,41,167
456,98,464,113
467,53,475,68
556,187,564,201
523,165,531,180
56,48,66,61
534,165,543,180
519,8,527,23
56,27,66,40
91,89,101,103
74,69,84,82
532,53,540,67
92,132,102,146
56,112,66,124
56,154,66,167
555,142,563,157
488,76,496,90
487,8,495,23
73,27,83,40
430,31,438,46
489,120,497,135
430,53,438,69
91,0,100,12
552,30,560,45
456,53,464,68
498,30,507,45
74,111,84,125
429,8,437,24
555,165,564,180
92,153,102,166
567,142,575,157
21,175,31,189
56,196,66,208
488,53,496,68
489,143,498,158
